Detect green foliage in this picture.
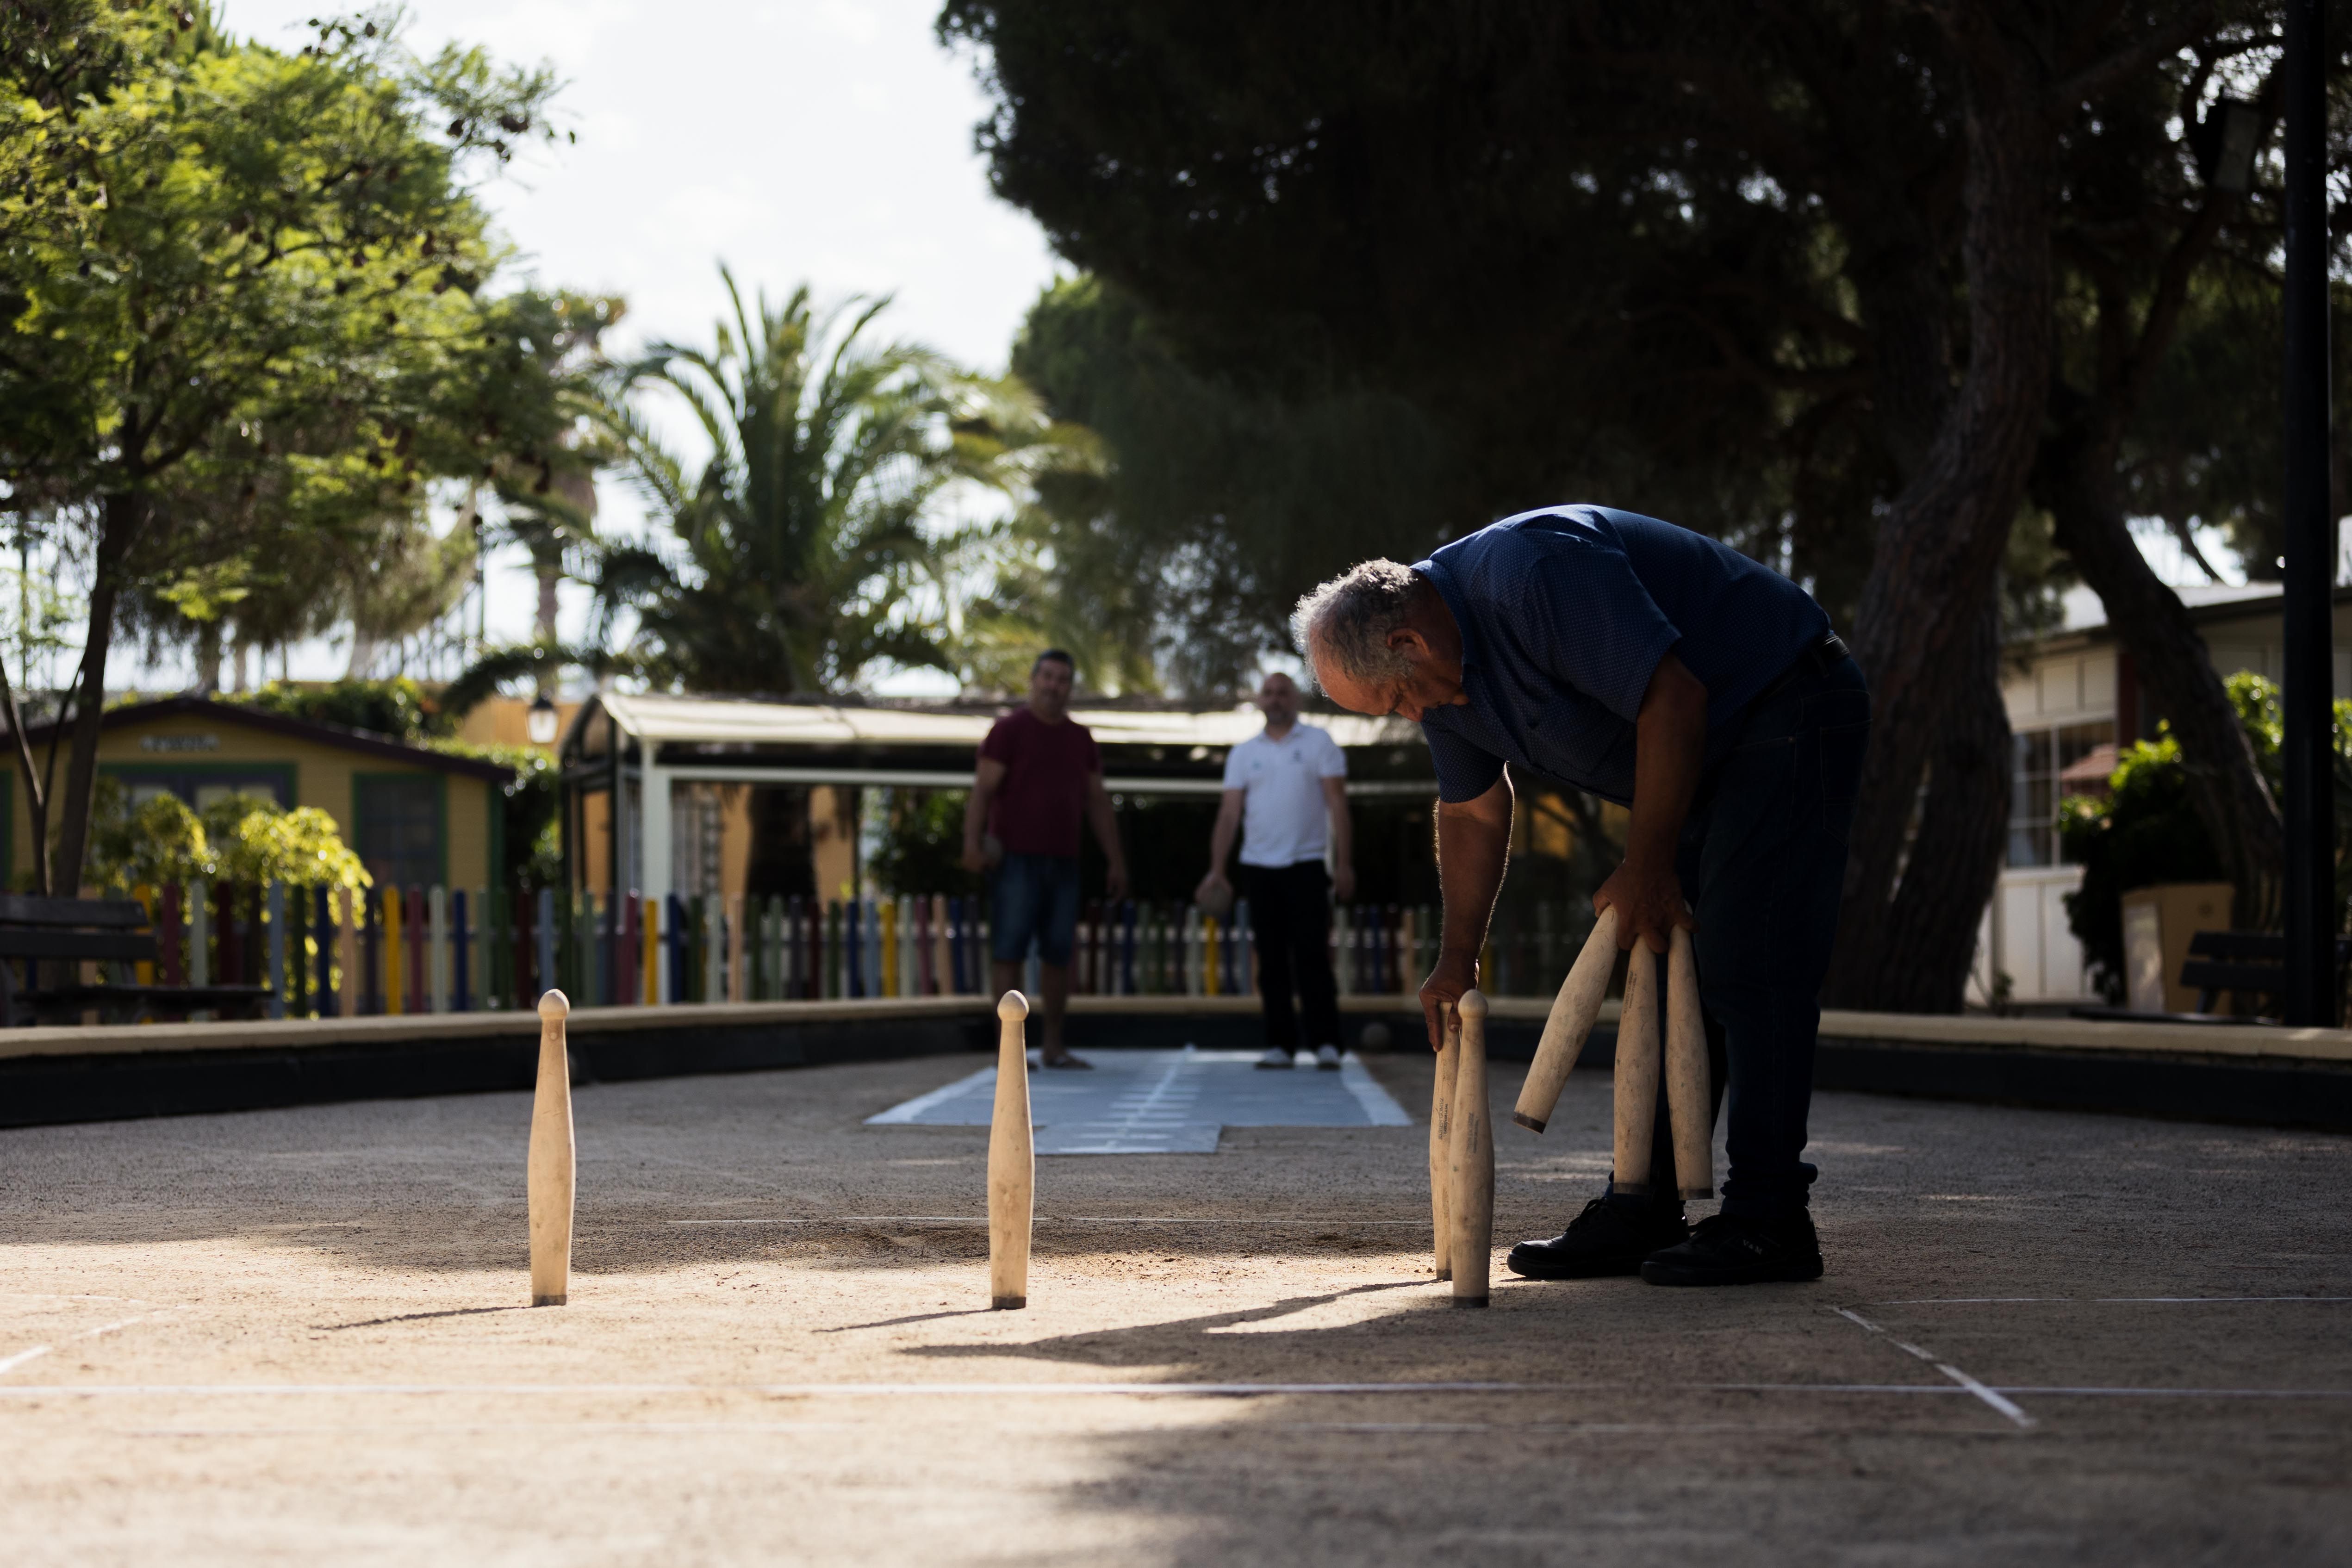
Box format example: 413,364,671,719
2057,739,2227,1000
206,795,369,888
598,268,1002,694
429,737,558,888
2060,673,2352,1000
86,787,210,889
865,790,979,898
86,783,367,890
976,276,1451,695
0,0,567,889
237,678,448,740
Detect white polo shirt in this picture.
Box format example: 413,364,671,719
1222,722,1348,868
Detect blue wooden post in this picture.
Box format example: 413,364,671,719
452,889,470,1012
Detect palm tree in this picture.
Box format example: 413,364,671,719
596,268,994,695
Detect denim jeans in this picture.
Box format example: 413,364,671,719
989,852,1083,967
1611,653,1870,1218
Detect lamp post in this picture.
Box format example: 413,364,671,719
2281,0,2336,1027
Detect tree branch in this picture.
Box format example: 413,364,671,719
2051,6,2215,111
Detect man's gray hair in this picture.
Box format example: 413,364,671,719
1292,560,1422,689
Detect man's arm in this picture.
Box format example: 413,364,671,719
1417,772,1513,1049
961,757,1008,873
1321,775,1356,902
1083,772,1131,899
1591,649,1709,954
1195,788,1245,902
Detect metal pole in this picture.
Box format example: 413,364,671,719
2282,0,2336,1026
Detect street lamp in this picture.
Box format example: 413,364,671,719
527,693,560,747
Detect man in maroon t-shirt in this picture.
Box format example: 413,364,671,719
962,649,1130,1066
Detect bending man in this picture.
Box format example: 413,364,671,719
1295,505,1867,1286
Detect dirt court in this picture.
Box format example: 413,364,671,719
2,1043,2348,1566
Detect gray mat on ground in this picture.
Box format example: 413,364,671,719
865,1046,1413,1154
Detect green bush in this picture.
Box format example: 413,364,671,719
85,784,367,891
866,790,980,898
237,679,453,741
2060,672,2352,1001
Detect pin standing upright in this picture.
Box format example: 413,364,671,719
1665,927,1714,1199
1449,989,1494,1307
528,989,574,1307
988,990,1034,1309
1428,1006,1460,1280
1613,941,1662,1195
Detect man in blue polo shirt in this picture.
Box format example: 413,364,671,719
1294,505,1869,1286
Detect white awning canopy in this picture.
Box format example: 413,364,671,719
587,691,1420,752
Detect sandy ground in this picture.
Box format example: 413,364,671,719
2,1045,2349,1566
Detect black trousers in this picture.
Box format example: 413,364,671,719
1613,653,1870,1217
1239,860,1343,1050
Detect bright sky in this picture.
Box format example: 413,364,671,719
150,0,1059,695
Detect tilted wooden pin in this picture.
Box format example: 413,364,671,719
988,990,1034,1310
1513,906,1620,1134
1449,990,1494,1307
528,989,575,1307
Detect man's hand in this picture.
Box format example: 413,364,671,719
1593,858,1692,956
1332,863,1357,902
960,839,989,875
1106,864,1130,901
1193,869,1231,906
1419,950,1477,1051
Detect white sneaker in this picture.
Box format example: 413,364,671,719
1292,1049,1316,1069
1256,1047,1294,1070
1315,1044,1343,1070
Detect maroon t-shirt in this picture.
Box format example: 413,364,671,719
980,707,1101,858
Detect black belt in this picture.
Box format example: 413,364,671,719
1749,632,1850,709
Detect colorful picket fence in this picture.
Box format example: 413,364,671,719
84,884,1593,1020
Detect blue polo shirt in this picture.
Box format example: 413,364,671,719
1415,505,1831,805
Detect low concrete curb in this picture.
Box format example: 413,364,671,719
2,994,2349,1132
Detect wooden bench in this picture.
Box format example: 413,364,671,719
2072,929,2352,1024
0,894,274,1026
2178,930,2352,1016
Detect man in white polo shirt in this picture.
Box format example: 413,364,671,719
1197,671,1355,1070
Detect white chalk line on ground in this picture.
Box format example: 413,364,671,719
667,1215,1439,1226
0,1310,179,1381
1834,1307,2035,1429
4,1381,2349,1401
1872,1296,2352,1305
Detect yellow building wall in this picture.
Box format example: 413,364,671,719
12,709,499,891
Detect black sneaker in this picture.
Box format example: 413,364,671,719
1505,1198,1689,1280
1639,1211,1823,1287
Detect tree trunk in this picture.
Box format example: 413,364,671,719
2040,428,2285,928
195,621,223,694
1873,596,2012,1010
1824,11,2053,1010
51,493,137,896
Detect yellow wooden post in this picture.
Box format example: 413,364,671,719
384,886,404,1016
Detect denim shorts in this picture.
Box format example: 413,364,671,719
990,852,1082,967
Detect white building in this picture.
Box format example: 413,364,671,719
1977,583,2352,1006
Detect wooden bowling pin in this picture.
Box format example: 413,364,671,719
528,989,575,1307
1613,940,1661,1197
1449,989,1494,1307
1513,906,1620,1133
1429,1005,1460,1280
1666,926,1713,1199
988,990,1034,1309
